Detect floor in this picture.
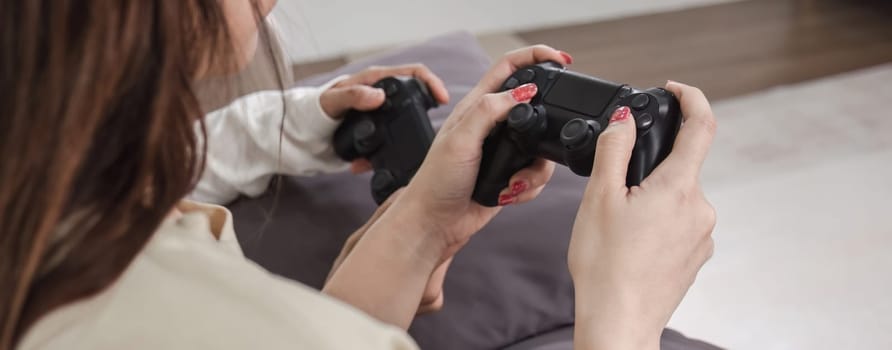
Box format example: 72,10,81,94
281,0,892,348
672,63,892,350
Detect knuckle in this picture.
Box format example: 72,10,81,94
477,95,499,113
697,114,718,136
443,133,474,155
595,129,628,151
704,239,715,260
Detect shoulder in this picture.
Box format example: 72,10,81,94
18,205,417,350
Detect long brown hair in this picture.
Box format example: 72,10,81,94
0,1,241,347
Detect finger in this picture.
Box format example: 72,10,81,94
353,64,450,105
421,258,450,305
498,159,555,205
350,159,373,174
660,81,717,181
416,292,444,315
452,83,538,142
587,106,637,194
477,45,569,93
321,85,387,117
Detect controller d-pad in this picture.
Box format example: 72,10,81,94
630,94,650,111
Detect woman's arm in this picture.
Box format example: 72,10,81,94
191,78,350,205
191,65,451,205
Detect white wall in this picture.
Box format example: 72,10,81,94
272,0,739,63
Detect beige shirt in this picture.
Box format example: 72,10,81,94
18,202,419,350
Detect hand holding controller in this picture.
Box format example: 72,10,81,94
333,77,437,204
472,62,683,206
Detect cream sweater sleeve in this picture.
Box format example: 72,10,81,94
190,77,350,205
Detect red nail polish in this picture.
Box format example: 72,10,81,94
610,106,631,124
511,83,538,102
498,194,517,206
510,181,528,196
559,51,574,64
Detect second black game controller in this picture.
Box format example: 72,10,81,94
333,77,437,204
472,62,683,206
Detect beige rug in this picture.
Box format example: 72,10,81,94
669,63,892,349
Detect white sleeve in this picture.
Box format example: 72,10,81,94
190,76,351,205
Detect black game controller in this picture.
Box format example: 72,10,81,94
333,77,437,204
472,62,683,206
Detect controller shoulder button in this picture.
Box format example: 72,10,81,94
636,113,654,130
630,94,651,111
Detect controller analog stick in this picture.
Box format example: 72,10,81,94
630,94,650,111
560,118,601,149
371,170,399,202
507,104,546,133
354,119,381,154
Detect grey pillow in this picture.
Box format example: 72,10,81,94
226,31,719,350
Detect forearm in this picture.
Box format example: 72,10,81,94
573,280,662,350
322,204,444,329
191,78,348,204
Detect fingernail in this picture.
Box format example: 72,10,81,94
510,181,528,196
558,51,574,64
511,83,538,102
609,106,631,124
498,194,517,206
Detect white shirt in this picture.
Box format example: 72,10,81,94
19,85,419,349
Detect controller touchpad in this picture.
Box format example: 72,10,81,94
544,73,621,118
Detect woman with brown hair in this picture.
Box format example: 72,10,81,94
0,1,718,349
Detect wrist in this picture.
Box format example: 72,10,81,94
573,281,662,350
373,196,448,267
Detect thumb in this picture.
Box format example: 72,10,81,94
589,106,637,193
320,85,387,118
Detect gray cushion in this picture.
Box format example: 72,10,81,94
226,31,719,350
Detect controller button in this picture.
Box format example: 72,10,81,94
636,113,654,130
504,77,520,89
517,69,536,84
630,94,650,111
560,119,594,149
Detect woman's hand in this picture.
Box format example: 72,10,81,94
326,189,449,315
323,46,572,328
398,45,573,260
568,81,717,350
319,63,450,118
319,64,451,173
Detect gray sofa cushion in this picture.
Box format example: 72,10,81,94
226,31,719,350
